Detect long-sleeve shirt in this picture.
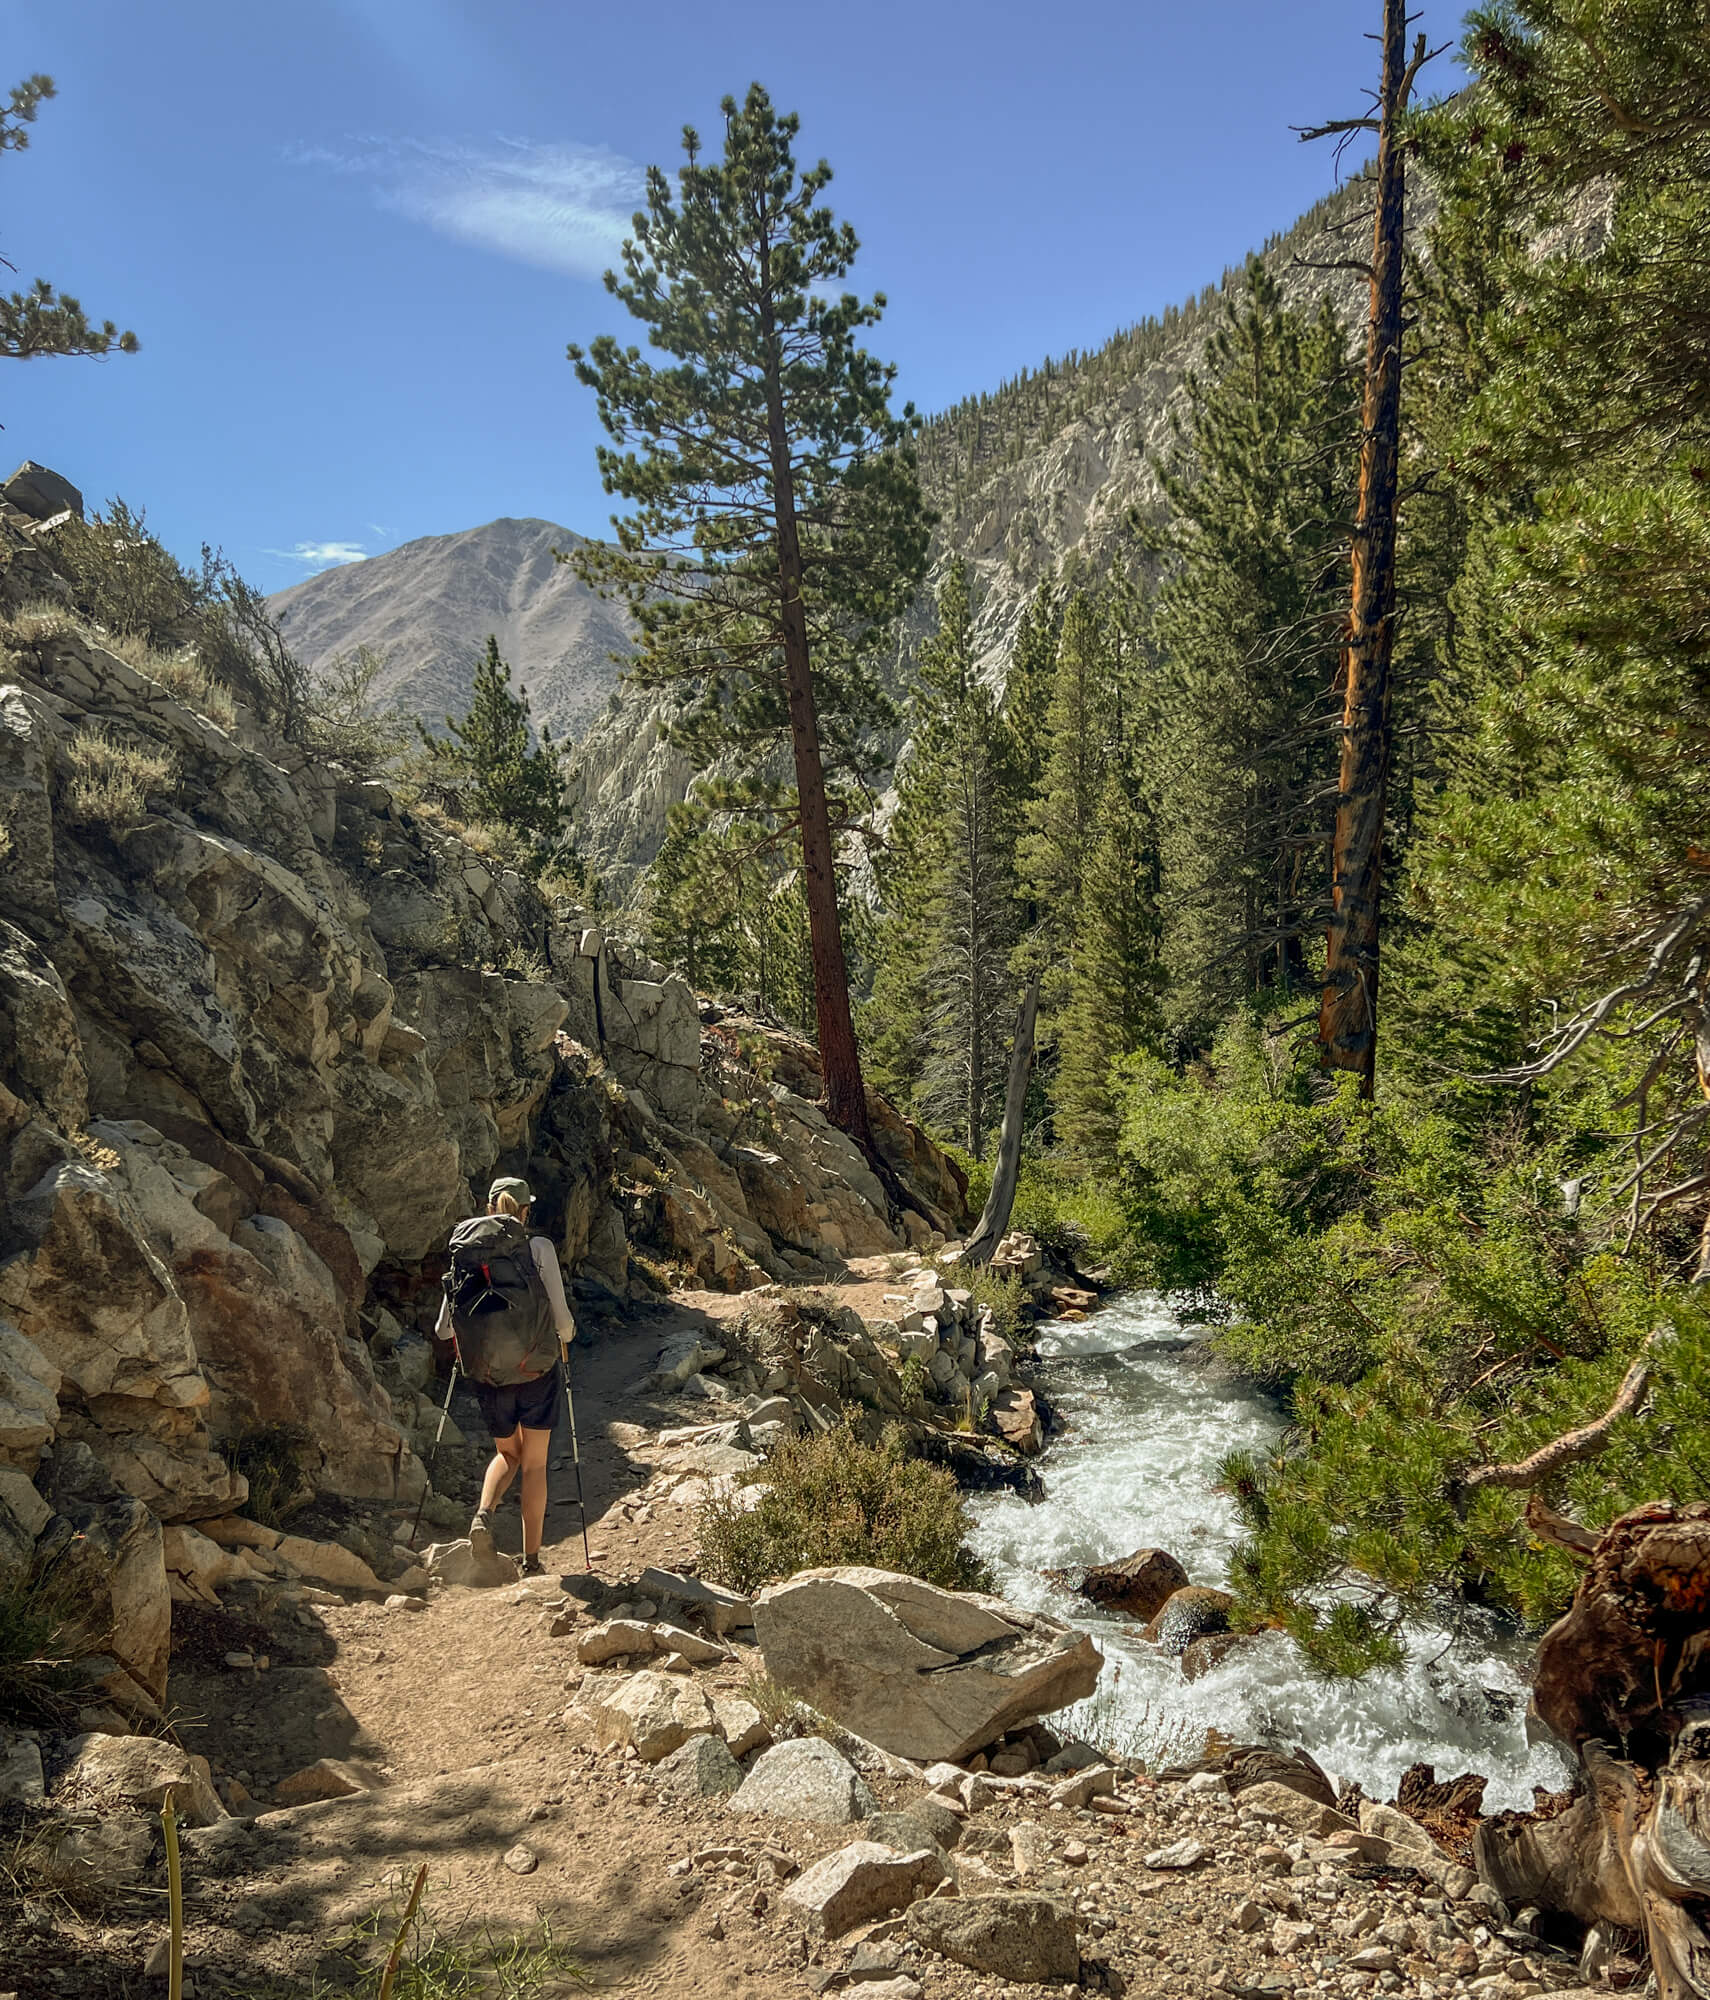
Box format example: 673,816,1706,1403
435,1235,576,1345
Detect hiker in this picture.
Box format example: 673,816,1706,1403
436,1176,576,1577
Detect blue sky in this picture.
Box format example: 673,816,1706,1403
14,1,1466,591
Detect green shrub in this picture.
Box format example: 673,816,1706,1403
698,1416,991,1594
301,644,411,778
941,1260,1025,1343
54,500,308,737
0,1569,85,1725
224,1424,312,1529
54,498,194,647
61,726,177,828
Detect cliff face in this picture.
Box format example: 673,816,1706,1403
0,488,964,1713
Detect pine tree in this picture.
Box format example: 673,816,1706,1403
1002,579,1062,799
567,84,930,1149
0,78,138,362
1304,0,1436,1095
866,560,1021,1156
1055,765,1162,1158
1016,591,1113,942
422,636,569,857
1148,261,1360,1038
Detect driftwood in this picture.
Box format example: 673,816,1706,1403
1476,1502,1710,1997
962,973,1040,1267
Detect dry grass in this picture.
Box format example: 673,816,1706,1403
61,727,178,830
100,631,237,730
0,600,79,649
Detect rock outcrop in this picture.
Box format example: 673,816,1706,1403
753,1567,1102,1763
0,486,966,1708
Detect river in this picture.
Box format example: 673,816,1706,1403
965,1291,1574,1810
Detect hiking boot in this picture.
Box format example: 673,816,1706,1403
468,1509,496,1560
520,1554,545,1578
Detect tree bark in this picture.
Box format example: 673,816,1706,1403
762,340,874,1153
963,974,1041,1265
1317,0,1414,1097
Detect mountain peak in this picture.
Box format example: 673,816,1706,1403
267,515,627,739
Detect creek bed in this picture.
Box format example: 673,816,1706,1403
965,1290,1573,1809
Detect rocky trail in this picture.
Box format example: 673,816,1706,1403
4,1287,1600,2000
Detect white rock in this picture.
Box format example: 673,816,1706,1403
1143,1838,1208,1870
729,1737,877,1824
566,1670,717,1764
712,1695,771,1759
753,1567,1102,1763
781,1840,946,1936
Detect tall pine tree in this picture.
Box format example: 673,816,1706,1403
567,84,930,1150
867,560,1021,1157
1148,261,1360,1038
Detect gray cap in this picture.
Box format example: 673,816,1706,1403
488,1175,533,1206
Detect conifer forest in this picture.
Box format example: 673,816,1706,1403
620,1,1710,1681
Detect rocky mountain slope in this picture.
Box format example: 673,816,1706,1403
0,470,970,1727
266,516,632,745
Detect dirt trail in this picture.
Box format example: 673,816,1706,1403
10,1291,1585,2000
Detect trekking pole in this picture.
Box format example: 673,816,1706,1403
408,1355,461,1550
562,1348,592,1570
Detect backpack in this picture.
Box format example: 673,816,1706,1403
442,1214,558,1386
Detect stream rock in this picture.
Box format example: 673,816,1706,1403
1143,1585,1234,1654
1078,1546,1189,1622
753,1566,1102,1763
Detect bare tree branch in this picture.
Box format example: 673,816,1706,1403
1461,1325,1671,1494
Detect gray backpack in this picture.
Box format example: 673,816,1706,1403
442,1214,558,1386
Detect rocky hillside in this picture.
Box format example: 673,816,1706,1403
0,469,968,1724
266,516,632,745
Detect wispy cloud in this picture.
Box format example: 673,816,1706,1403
266,540,370,570
293,136,640,278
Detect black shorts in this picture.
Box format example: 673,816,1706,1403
473,1364,561,1440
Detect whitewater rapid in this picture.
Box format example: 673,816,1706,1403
965,1291,1574,1810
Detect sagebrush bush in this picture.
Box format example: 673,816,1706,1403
698,1416,991,1594
61,727,177,829
54,499,309,736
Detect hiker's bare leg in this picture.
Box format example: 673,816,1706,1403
517,1426,551,1556
481,1429,524,1514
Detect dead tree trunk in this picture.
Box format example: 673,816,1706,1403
1475,1501,1710,1997
963,974,1040,1266
1313,0,1430,1096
